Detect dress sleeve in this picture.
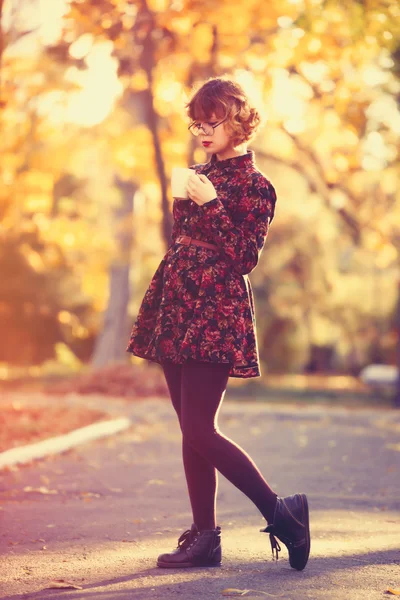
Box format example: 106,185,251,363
196,174,277,275
169,163,199,247
169,198,190,246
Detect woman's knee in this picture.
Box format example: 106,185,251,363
181,421,217,450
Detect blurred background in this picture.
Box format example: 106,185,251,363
1,0,400,405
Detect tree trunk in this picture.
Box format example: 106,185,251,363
139,1,172,248
91,176,136,368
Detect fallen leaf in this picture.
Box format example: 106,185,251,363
87,461,101,470
385,590,400,596
297,435,308,447
23,486,58,495
250,427,261,435
386,443,400,452
117,452,130,463
44,579,83,590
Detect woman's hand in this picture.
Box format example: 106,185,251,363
187,173,217,206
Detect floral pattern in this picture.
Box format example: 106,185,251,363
126,149,277,378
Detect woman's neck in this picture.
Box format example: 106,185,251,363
216,145,248,161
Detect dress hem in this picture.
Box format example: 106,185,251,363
125,348,261,379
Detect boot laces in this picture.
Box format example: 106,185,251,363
259,525,282,561
177,528,198,550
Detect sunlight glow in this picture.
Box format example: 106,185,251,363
308,37,322,53
65,41,123,126
366,96,400,134
69,33,94,59
376,244,397,269
361,64,390,87
64,233,76,246
301,60,330,84
234,69,265,117
277,16,293,28
292,28,305,39
6,0,121,127
38,0,70,45
270,69,309,132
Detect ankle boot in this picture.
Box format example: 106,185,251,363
157,523,222,568
260,493,310,570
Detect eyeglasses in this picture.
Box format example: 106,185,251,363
188,118,227,137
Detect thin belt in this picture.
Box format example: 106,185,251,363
175,235,218,252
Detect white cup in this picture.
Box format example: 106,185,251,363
171,167,196,200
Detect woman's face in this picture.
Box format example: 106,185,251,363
194,112,233,155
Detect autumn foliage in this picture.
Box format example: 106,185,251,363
0,0,399,384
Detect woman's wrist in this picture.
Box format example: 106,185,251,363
201,196,218,207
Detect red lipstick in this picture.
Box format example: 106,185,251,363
202,141,212,147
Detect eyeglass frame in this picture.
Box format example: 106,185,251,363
188,117,228,136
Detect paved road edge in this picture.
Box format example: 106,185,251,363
0,417,132,470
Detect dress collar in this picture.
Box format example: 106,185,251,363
206,149,255,171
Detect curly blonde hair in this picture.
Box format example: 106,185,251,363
185,76,263,146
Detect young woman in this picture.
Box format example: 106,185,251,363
126,76,310,570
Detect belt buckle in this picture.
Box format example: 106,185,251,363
178,235,191,246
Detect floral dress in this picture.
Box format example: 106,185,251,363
126,149,277,378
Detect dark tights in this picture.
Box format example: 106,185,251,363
161,359,278,532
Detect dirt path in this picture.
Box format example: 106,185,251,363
0,397,399,599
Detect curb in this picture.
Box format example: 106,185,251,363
0,417,131,470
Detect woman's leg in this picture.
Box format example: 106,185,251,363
161,361,218,531
180,360,278,524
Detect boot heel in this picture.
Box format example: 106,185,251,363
260,493,311,570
